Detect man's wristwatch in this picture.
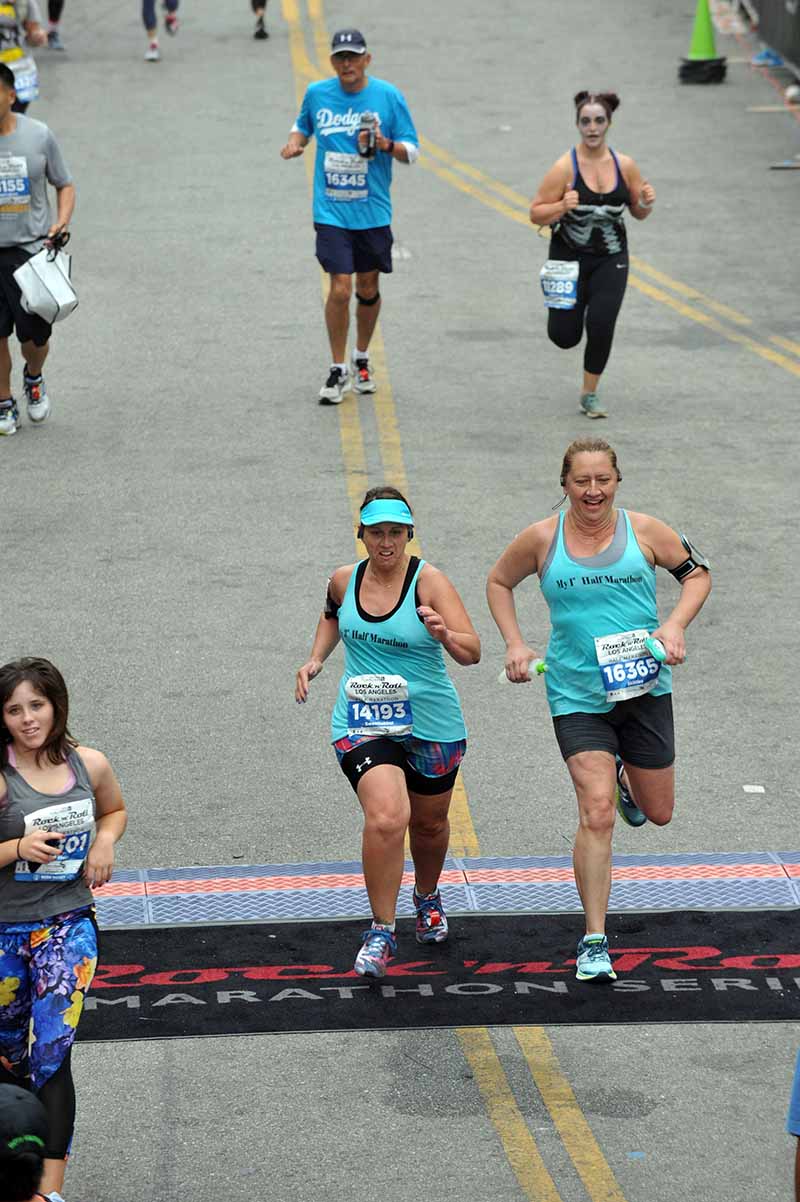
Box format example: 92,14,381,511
384,140,395,155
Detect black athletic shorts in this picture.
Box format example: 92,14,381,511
0,245,53,347
552,692,675,769
337,735,464,796
314,223,393,276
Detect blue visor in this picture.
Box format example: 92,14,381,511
360,499,414,527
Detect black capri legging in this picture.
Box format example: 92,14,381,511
546,234,628,376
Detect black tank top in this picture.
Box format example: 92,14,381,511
556,147,630,255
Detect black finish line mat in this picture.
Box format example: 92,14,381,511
78,911,800,1040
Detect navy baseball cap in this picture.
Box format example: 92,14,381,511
331,28,367,55
0,1085,47,1162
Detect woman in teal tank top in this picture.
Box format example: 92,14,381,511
487,439,711,983
296,487,480,980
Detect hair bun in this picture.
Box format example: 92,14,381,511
573,90,590,108
598,91,620,112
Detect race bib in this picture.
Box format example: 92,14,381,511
323,151,369,203
540,259,579,309
10,56,38,104
594,629,660,703
14,796,95,883
345,674,413,737
0,154,30,216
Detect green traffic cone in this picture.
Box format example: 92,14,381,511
679,0,727,83
687,0,717,60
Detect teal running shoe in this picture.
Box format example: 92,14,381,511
354,927,396,978
580,392,607,419
615,756,647,828
575,934,617,981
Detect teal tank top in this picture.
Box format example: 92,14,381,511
331,557,467,743
540,510,672,716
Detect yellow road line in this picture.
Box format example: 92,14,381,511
305,0,330,77
421,133,535,207
629,276,800,378
515,1027,628,1202
448,774,480,858
419,153,532,227
627,257,751,326
770,333,800,359
458,1028,562,1202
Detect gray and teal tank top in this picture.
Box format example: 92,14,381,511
331,556,467,743
0,747,96,922
555,147,630,255
540,510,672,716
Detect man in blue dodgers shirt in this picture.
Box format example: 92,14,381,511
280,28,418,405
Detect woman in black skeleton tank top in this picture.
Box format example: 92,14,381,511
530,91,656,420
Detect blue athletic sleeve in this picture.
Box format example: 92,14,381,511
389,88,418,148
295,88,314,138
787,1051,800,1135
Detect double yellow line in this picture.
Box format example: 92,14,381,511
281,5,630,1200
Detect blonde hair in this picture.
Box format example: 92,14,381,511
560,438,621,487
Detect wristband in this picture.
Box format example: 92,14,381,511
385,140,395,155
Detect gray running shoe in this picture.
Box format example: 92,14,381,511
24,371,50,424
0,399,20,436
580,392,608,419
351,355,376,394
319,366,350,405
47,28,65,50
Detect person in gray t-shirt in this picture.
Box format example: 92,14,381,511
0,61,74,436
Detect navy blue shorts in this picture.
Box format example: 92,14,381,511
314,223,393,276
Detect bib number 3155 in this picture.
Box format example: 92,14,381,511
594,629,660,703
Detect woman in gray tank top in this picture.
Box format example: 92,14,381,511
0,657,127,1202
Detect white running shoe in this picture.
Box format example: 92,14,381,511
351,355,376,394
319,365,350,405
0,399,20,436
24,372,50,424
145,41,160,61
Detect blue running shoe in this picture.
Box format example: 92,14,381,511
413,888,449,944
575,934,617,981
354,927,396,978
615,756,647,828
751,47,783,67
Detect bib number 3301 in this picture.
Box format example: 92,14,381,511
345,674,413,737
594,629,660,703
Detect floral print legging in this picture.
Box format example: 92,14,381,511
0,907,97,1156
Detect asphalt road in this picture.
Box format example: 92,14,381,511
4,1,800,1199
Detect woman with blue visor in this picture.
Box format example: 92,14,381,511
296,486,480,978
